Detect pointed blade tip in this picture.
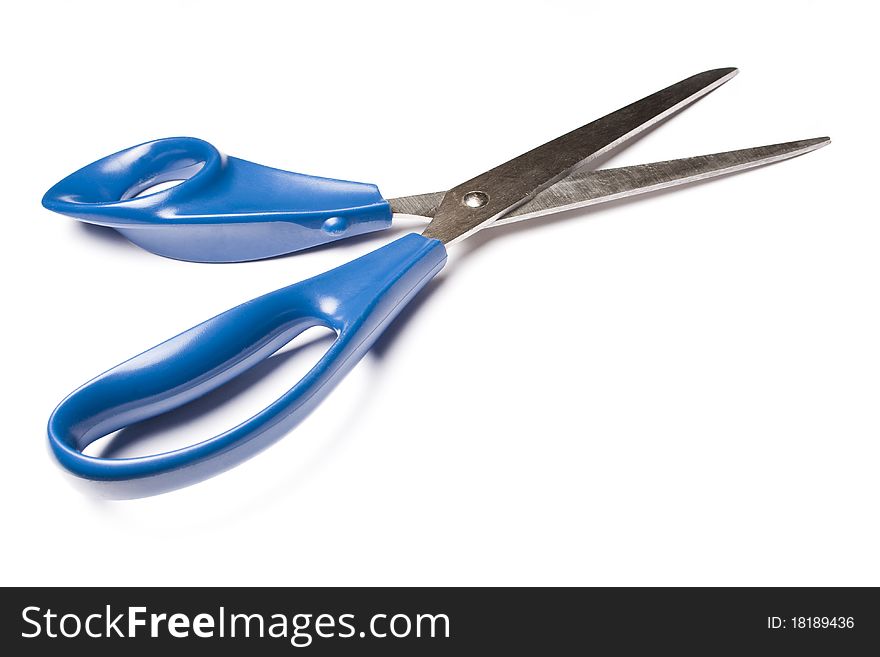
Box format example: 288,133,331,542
697,67,738,88
708,66,738,78
799,136,831,149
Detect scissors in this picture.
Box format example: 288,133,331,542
44,68,829,489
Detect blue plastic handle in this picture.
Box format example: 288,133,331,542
48,234,447,485
42,137,393,262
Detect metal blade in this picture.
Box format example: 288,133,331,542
389,138,830,226
421,67,738,245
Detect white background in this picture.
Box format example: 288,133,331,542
2,0,877,586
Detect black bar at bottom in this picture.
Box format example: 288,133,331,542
2,587,877,654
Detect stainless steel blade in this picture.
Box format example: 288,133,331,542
389,137,830,226
421,67,738,245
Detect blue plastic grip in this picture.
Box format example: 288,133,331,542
42,137,393,262
48,234,447,484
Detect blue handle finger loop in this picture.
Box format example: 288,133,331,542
42,137,393,262
48,234,446,484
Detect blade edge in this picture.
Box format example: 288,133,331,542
492,137,831,227
422,67,739,245
390,138,830,225
388,191,445,218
